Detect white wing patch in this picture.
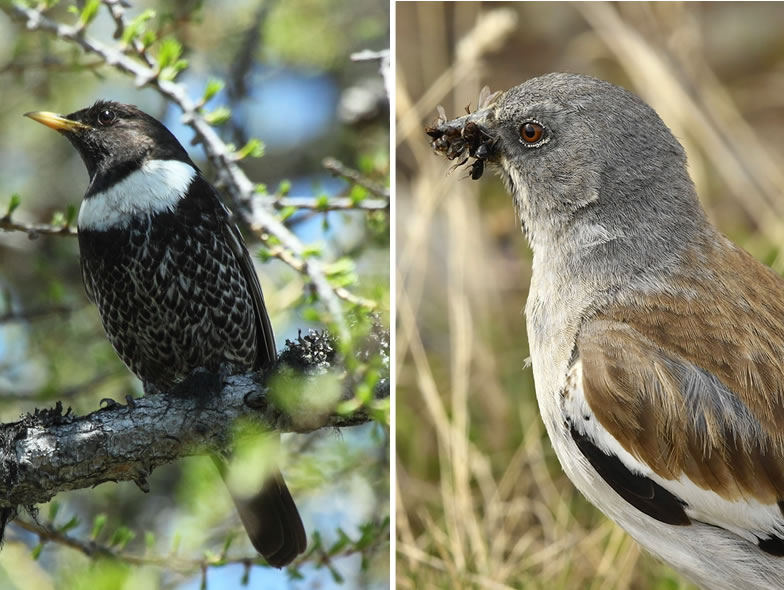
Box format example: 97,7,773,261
563,359,784,545
78,159,196,231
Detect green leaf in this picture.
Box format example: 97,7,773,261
51,211,67,227
302,244,322,258
349,184,368,204
235,138,265,160
58,515,79,533
310,530,323,549
79,0,101,27
109,525,135,549
160,59,189,82
356,381,372,403
48,280,65,303
336,397,361,414
145,531,156,550
202,79,225,104
302,307,322,321
220,532,235,556
204,106,232,126
157,38,182,69
287,566,305,580
122,9,156,45
368,397,390,424
171,532,181,554
65,204,77,227
325,258,354,277
31,543,43,560
47,502,60,522
355,520,380,550
358,154,375,174
277,180,291,196
315,194,330,212
141,30,157,47
6,194,21,217
91,514,107,540
327,563,344,584
325,258,358,287
278,206,297,222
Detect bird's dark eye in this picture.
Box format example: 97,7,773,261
520,121,544,145
97,109,117,126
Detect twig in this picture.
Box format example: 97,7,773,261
0,58,105,74
264,244,378,309
101,0,156,67
322,157,390,199
350,49,389,62
0,217,77,238
11,516,388,572
0,304,74,324
351,49,391,100
274,196,388,212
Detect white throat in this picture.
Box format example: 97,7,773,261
78,159,196,231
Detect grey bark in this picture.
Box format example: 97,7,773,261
0,328,388,512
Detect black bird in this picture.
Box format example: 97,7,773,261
25,101,307,567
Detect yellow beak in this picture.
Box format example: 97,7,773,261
24,111,91,133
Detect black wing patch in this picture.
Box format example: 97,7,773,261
221,218,277,368
759,506,784,556
570,425,691,526
194,174,277,369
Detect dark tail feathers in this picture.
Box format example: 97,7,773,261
212,457,307,567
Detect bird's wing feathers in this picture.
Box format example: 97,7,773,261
80,257,95,304
221,217,276,367
204,177,277,368
568,242,784,551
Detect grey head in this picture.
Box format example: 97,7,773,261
26,101,194,197
428,73,710,277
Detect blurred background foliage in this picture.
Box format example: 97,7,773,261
0,0,389,589
396,2,784,589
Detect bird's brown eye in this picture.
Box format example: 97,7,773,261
520,121,544,144
97,109,116,126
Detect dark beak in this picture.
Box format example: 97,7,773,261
24,111,91,133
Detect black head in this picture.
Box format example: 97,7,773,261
26,100,194,191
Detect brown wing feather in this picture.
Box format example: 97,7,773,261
579,237,784,503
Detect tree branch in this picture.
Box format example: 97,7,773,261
0,216,77,238
274,195,389,212
321,158,390,200
11,513,389,575
0,328,388,511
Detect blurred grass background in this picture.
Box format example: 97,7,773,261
395,2,784,589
